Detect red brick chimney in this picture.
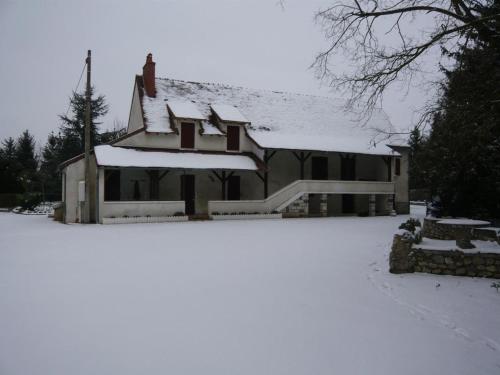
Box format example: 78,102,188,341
142,53,156,97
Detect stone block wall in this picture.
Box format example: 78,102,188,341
422,217,455,240
412,249,500,278
284,194,309,217
423,217,499,243
389,232,500,279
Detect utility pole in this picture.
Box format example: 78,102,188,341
84,50,91,223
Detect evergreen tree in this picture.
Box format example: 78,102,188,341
39,132,64,200
408,126,426,190
15,130,38,194
58,87,109,156
0,137,21,194
39,87,127,201
420,40,500,219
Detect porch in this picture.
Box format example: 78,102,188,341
92,145,399,223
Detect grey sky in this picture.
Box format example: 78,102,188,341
0,0,438,147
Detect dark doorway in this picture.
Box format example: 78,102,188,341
340,155,356,214
341,156,356,180
311,156,328,180
342,194,355,214
181,122,195,149
149,170,160,200
227,126,240,151
227,175,241,200
104,170,120,201
181,175,195,215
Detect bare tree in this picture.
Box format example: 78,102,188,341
313,1,500,120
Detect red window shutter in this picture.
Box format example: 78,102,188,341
227,126,240,151
181,123,195,149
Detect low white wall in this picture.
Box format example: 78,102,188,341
208,180,395,214
102,201,185,218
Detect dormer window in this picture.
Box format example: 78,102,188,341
227,125,240,151
181,122,195,149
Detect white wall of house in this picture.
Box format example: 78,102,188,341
119,115,262,157
392,147,410,214
62,156,97,223
126,82,144,133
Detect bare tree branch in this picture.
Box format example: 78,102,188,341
313,0,500,126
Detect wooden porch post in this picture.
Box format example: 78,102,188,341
212,170,234,200
221,171,226,200
292,151,312,180
263,150,277,198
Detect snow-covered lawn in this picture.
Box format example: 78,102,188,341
0,209,499,375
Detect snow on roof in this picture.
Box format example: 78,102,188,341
211,104,248,123
167,100,205,120
201,120,224,135
140,78,401,155
94,145,258,170
142,95,174,134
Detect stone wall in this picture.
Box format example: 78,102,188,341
412,248,500,278
283,194,309,217
389,232,500,279
422,217,455,240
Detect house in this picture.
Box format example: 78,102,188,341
60,54,409,224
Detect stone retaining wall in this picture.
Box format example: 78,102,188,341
422,217,455,240
411,248,500,278
284,194,309,217
423,217,499,243
389,232,500,279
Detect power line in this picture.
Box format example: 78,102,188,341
63,61,87,119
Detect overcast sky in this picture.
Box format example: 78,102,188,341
0,0,440,147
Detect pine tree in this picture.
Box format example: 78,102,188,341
420,40,500,219
15,130,38,194
408,126,426,190
39,132,64,200
0,137,21,194
39,87,122,200
58,87,109,156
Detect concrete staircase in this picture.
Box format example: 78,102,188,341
208,179,395,214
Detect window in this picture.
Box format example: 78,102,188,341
395,158,401,176
227,125,240,151
181,122,195,149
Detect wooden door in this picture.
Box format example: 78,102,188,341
181,175,195,215
311,156,328,180
227,126,240,151
227,175,240,200
181,123,195,149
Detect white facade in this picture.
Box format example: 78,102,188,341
61,55,409,224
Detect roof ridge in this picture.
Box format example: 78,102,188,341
154,76,345,102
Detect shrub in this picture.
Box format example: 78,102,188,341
20,193,42,211
399,218,421,234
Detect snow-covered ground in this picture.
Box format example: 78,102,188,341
0,207,499,375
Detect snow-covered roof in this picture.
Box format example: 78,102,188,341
211,104,248,123
94,145,259,170
167,100,205,120
201,120,224,135
141,78,401,156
